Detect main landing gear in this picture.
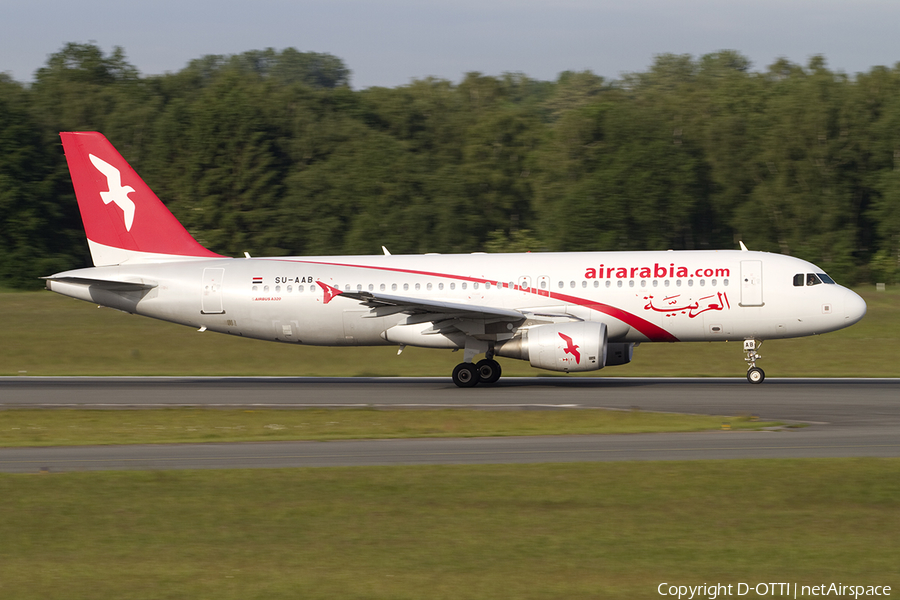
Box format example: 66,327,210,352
452,355,502,388
743,339,765,384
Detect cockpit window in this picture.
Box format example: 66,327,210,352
794,273,837,286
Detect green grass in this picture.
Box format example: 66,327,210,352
0,408,777,447
1,460,898,599
1,286,897,377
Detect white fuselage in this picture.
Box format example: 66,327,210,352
47,249,867,351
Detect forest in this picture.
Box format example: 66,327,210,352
1,43,899,288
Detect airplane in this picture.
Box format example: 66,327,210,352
44,132,867,387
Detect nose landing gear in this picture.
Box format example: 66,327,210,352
743,339,765,384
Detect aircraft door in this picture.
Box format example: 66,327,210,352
342,309,367,344
273,320,299,342
343,309,385,345
201,267,225,314
739,260,764,306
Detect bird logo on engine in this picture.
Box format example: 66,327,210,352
558,332,581,364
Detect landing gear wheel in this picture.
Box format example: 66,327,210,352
743,339,765,384
452,363,479,388
475,359,502,385
747,367,765,384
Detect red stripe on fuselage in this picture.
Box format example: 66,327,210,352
276,259,679,342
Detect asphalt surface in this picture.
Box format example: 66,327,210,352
1,377,898,472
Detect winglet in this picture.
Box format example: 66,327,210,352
60,132,222,266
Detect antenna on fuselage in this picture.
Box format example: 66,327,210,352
739,241,749,251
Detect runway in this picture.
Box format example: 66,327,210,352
1,377,899,472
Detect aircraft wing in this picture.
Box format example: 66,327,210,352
338,290,526,321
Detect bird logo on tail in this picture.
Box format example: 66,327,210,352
89,154,136,231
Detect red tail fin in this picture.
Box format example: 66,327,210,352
60,132,222,265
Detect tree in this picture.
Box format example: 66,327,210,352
735,57,861,281
1,44,896,287
0,76,85,286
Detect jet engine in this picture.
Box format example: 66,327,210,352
605,343,635,366
495,321,607,372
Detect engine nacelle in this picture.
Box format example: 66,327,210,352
495,322,607,372
605,342,635,366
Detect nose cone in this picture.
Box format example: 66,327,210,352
844,288,867,326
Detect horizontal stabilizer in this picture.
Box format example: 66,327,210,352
42,276,158,292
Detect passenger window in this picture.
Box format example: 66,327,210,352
438,283,444,290
461,282,467,290
617,280,623,288
793,274,804,287
403,283,409,291
427,283,433,291
415,283,420,291
807,273,822,286
450,283,455,290
391,283,397,291
380,283,386,291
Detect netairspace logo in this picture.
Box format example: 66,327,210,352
657,582,892,599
